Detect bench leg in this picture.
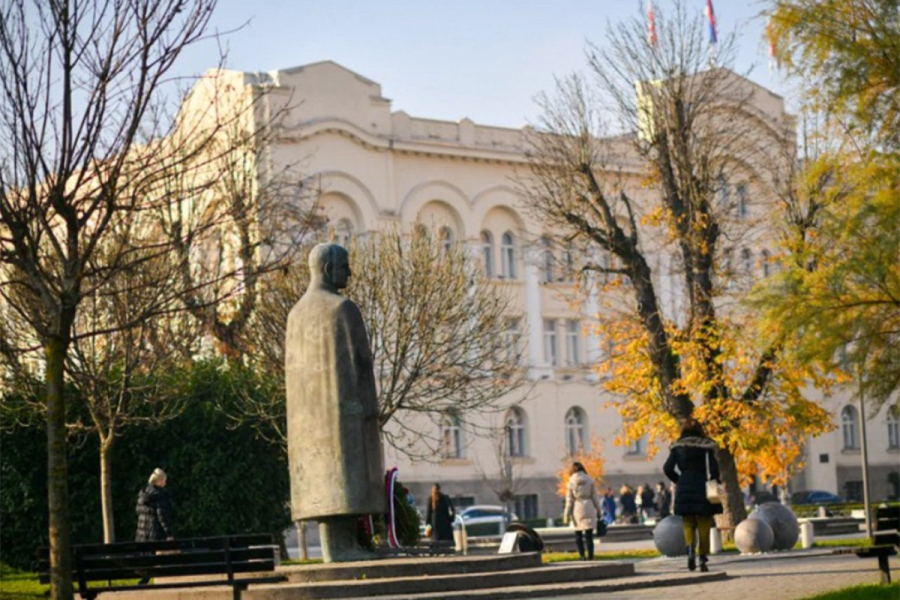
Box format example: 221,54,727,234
877,554,891,585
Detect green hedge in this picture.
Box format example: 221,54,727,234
0,360,291,571
790,502,900,518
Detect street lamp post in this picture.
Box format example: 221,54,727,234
858,370,873,540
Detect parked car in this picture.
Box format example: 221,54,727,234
790,490,844,505
455,505,519,537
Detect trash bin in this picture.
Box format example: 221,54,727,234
505,523,544,553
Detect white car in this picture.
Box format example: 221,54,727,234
455,505,519,537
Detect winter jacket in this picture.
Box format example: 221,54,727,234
655,487,672,518
564,471,601,531
601,494,616,524
135,484,174,541
663,435,723,517
425,493,456,542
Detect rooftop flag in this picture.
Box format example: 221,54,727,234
706,0,718,46
648,2,658,47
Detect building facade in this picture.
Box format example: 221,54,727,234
191,61,899,518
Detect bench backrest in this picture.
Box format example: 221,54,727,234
874,505,899,547
39,534,277,588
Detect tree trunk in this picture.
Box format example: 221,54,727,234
46,338,73,600
100,436,116,543
716,447,747,542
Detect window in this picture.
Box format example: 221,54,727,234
626,435,647,456
505,407,527,457
563,246,575,282
501,231,517,279
541,237,554,283
481,231,494,277
441,413,463,459
565,320,581,366
741,248,753,276
514,494,539,520
565,407,586,455
761,249,771,277
439,226,455,254
335,218,354,247
503,319,521,364
888,405,900,449
716,176,729,208
842,405,859,450
543,319,558,366
736,184,748,219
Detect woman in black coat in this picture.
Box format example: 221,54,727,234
424,483,456,542
135,468,174,542
663,420,722,572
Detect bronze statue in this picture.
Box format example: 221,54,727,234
285,243,385,561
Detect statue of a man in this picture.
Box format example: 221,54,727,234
285,243,385,562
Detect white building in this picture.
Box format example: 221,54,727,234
188,61,900,518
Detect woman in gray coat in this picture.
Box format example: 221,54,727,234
563,462,602,560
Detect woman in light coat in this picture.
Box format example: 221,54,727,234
563,462,602,560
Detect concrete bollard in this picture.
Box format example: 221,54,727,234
546,517,555,527
453,521,469,555
800,521,814,549
817,506,827,518
710,527,723,554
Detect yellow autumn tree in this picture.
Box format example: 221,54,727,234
557,436,607,498
523,2,836,532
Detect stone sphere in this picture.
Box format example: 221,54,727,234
653,515,687,556
749,502,799,550
735,517,775,554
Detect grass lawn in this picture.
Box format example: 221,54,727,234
0,564,47,600
798,582,900,600
543,549,661,562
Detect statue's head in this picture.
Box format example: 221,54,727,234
309,243,351,290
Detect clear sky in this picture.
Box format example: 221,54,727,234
175,0,793,129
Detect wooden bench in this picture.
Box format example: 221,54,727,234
833,505,899,584
39,534,286,600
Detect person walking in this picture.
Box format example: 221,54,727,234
424,483,456,542
663,420,722,572
619,485,637,523
602,488,616,525
655,481,672,519
135,468,174,585
640,483,655,520
564,462,602,560
136,468,174,542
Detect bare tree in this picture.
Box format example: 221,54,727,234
521,2,825,532
65,244,197,543
0,1,226,596
233,227,528,459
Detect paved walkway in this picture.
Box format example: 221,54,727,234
535,551,898,600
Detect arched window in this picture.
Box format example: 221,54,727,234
736,184,748,219
761,249,771,277
441,413,464,459
842,406,859,450
501,231,517,279
505,407,527,457
481,231,494,277
565,407,586,455
335,218,354,247
439,226,455,254
541,237,554,283
741,248,753,276
888,405,900,449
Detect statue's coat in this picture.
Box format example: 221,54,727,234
285,285,385,520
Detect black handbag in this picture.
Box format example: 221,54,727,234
596,519,608,537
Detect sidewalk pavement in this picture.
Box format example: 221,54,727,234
533,550,898,600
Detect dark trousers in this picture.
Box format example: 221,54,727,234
574,529,594,559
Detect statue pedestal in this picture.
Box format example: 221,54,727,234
319,517,378,563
